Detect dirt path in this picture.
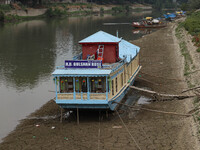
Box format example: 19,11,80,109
0,22,199,150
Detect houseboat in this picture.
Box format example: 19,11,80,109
52,31,141,112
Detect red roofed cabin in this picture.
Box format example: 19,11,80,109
79,31,122,63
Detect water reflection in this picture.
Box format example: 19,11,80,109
0,20,57,91
132,28,153,35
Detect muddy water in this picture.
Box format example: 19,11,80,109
0,11,163,141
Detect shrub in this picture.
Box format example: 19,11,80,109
184,11,200,35
0,10,5,22
100,7,104,14
112,6,124,13
197,47,200,53
0,4,12,12
46,7,67,17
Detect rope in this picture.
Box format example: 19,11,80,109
116,110,142,150
97,111,101,150
115,102,191,117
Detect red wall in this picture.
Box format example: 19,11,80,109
81,43,118,63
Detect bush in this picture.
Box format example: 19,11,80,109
112,6,124,13
0,10,5,21
184,11,200,35
197,47,200,53
46,7,67,17
0,4,12,12
100,7,104,14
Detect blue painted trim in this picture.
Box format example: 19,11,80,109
87,77,90,100
111,68,124,80
53,74,108,77
58,77,60,93
110,58,126,73
55,77,57,100
106,77,108,101
73,52,82,60
56,99,108,104
59,104,109,109
81,92,83,100
73,77,76,100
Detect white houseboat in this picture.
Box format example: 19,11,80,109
52,31,141,111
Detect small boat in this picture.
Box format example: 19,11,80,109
52,31,141,111
133,17,167,28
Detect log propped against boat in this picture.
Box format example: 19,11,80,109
52,31,141,111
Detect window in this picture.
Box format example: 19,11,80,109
112,80,114,95
90,77,106,93
60,77,73,93
121,73,123,87
115,77,118,92
81,77,87,92
75,77,80,92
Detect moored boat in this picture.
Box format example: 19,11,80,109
52,31,141,111
132,17,167,28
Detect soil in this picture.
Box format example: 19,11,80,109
0,20,200,150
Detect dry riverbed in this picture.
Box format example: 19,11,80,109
0,21,200,150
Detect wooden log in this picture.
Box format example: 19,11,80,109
130,86,196,101
182,85,200,93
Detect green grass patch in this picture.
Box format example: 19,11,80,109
197,47,200,53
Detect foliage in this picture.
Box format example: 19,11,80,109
100,7,104,14
46,7,67,17
184,11,200,35
112,6,124,13
4,14,21,22
197,47,200,53
0,4,12,12
0,10,5,22
188,0,200,10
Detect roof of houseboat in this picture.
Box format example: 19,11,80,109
119,39,140,62
79,30,122,43
52,69,112,77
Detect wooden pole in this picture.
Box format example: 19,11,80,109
77,107,79,125
106,110,109,118
60,108,63,123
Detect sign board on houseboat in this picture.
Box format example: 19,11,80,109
65,60,102,69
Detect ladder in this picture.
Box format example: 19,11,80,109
97,45,104,61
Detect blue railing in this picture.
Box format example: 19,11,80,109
73,52,82,60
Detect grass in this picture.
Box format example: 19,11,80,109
197,47,200,53
175,22,197,89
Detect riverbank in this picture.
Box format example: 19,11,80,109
0,19,199,149
1,3,152,23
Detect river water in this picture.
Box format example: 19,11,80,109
0,10,162,141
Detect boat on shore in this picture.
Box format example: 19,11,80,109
132,17,167,28
52,31,141,111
